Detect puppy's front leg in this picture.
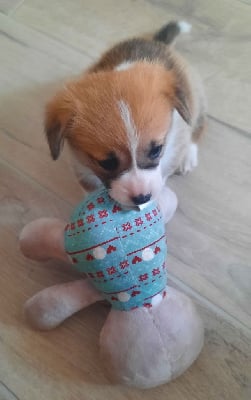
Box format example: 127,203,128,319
157,186,178,224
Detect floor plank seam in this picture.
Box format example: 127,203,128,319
0,380,20,400
0,155,73,208
0,27,28,47
207,114,251,138
1,128,34,150
168,272,251,336
8,0,25,17
7,13,95,61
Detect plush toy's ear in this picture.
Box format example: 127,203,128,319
45,90,73,160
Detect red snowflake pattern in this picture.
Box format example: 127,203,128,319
154,246,161,254
132,256,142,264
98,209,108,218
87,202,95,210
122,222,132,231
96,271,104,278
112,204,122,213
120,260,129,269
107,245,116,254
152,268,160,276
107,266,117,275
135,217,143,226
152,209,158,216
77,219,84,227
139,273,148,282
86,214,95,223
70,223,75,230
97,197,104,203
143,303,152,308
86,253,94,261
145,213,152,221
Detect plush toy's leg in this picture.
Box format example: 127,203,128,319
100,287,203,389
25,279,103,330
20,218,68,262
157,186,178,224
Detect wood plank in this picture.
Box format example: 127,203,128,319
0,12,91,145
0,382,19,400
0,159,250,400
0,13,86,204
0,0,21,15
167,117,251,331
12,0,251,132
0,128,83,206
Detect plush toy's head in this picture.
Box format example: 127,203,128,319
64,186,167,310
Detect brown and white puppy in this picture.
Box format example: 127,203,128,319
45,21,206,207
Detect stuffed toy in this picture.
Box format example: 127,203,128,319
20,186,203,389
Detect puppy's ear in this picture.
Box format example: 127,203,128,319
163,69,192,125
173,84,192,125
45,90,73,160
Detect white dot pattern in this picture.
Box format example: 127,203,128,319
93,246,106,260
118,292,131,302
151,293,163,307
142,248,154,261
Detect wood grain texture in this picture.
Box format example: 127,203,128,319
0,0,22,15
0,1,251,399
167,117,251,331
0,13,85,204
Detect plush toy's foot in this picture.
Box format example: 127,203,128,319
100,287,203,389
20,218,68,262
24,279,103,330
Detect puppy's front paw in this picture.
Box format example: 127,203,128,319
158,187,178,223
179,143,198,175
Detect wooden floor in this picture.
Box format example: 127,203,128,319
0,1,251,399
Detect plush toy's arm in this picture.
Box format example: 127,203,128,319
19,218,69,262
24,279,103,330
20,218,104,330
157,186,178,224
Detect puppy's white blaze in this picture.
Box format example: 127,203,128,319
110,165,164,207
115,61,135,71
118,100,138,167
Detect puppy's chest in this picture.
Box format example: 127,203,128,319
64,187,168,310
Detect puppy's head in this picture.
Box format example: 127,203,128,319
45,63,190,207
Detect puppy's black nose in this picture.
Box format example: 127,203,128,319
131,193,152,205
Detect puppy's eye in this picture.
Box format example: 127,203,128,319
148,144,163,160
98,156,119,171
